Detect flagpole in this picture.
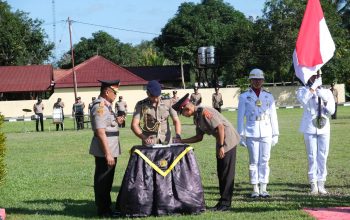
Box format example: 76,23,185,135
317,69,321,120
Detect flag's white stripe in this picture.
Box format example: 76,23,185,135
319,18,335,64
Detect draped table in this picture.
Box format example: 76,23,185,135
116,144,205,217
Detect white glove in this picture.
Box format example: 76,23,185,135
271,135,278,147
240,135,247,147
316,88,327,102
311,77,322,90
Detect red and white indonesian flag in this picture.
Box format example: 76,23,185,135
293,0,335,84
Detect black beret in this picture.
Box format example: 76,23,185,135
172,93,190,112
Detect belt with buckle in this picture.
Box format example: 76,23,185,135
95,131,119,137
255,115,269,121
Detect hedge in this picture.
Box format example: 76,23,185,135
0,114,6,185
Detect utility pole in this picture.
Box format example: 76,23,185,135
68,17,78,100
180,55,186,89
52,0,56,62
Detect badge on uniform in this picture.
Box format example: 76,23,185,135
202,109,213,119
255,99,262,107
97,106,104,116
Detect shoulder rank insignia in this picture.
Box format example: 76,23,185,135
96,106,104,116
263,89,271,94
96,102,105,116
202,109,213,120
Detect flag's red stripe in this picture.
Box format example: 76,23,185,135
296,0,324,67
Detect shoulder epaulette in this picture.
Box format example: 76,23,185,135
263,89,271,94
137,98,149,105
90,100,102,109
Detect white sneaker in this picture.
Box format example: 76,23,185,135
310,182,318,195
318,181,328,195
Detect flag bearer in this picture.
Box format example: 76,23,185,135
296,73,335,195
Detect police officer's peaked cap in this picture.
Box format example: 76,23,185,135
98,79,120,88
147,80,162,97
172,93,190,113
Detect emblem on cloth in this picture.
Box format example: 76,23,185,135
159,159,168,168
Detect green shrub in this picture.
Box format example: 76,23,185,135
0,114,6,185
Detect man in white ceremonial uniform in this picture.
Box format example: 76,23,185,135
237,68,279,198
296,73,335,195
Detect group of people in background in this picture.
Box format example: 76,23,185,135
29,69,337,217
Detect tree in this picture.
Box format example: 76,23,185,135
155,0,254,85
135,41,173,66
58,31,139,68
0,1,53,65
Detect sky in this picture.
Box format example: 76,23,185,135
6,0,265,60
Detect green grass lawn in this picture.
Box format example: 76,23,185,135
0,107,350,219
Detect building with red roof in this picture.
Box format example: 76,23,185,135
0,65,54,101
54,55,147,88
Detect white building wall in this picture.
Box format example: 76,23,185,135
0,84,345,118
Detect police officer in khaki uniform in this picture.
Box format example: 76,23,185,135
33,97,44,131
212,87,223,112
72,97,85,130
173,94,240,212
237,69,279,198
131,80,181,145
171,90,179,105
115,96,128,128
190,87,202,106
89,79,124,218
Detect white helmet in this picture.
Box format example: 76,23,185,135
249,68,264,79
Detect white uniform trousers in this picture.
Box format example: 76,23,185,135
304,133,330,183
246,136,272,184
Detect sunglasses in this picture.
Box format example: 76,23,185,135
109,87,118,95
